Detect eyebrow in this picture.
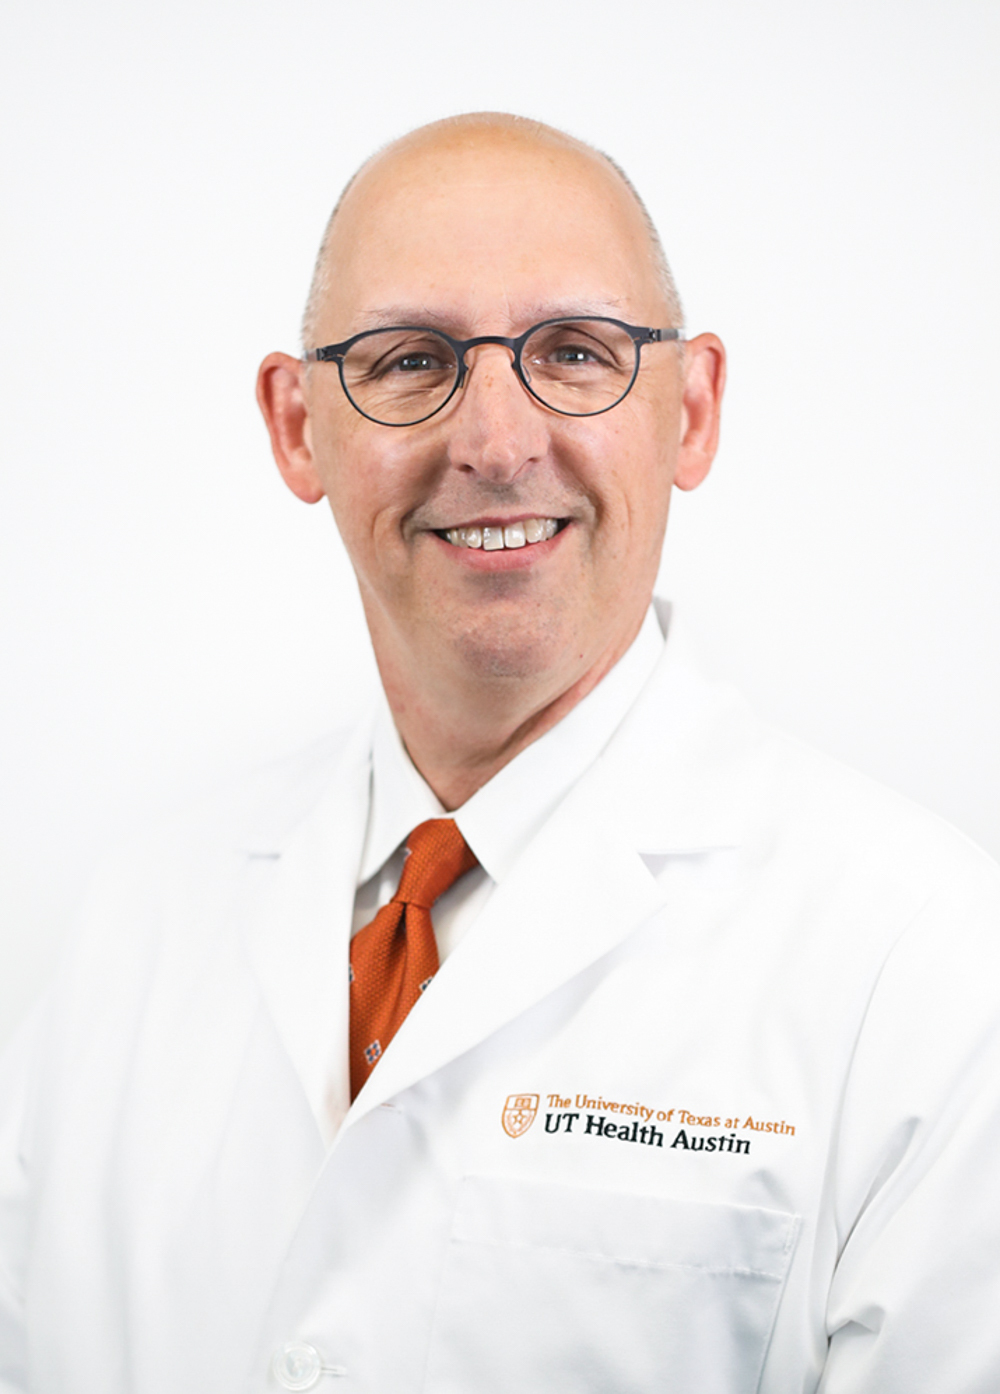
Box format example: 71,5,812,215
351,297,630,336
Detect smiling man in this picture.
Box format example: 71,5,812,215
258,115,723,809
2,113,1000,1394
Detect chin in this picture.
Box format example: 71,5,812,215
449,606,567,683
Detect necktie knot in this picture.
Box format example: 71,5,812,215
394,818,478,910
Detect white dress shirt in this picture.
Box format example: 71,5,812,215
351,604,665,958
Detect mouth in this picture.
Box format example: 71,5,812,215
435,517,568,551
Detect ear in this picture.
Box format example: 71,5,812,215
256,352,326,504
673,333,727,492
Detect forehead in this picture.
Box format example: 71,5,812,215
319,132,663,336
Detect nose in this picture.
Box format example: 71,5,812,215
443,343,550,485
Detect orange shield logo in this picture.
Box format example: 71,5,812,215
502,1093,539,1138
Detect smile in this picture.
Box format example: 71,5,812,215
438,518,564,551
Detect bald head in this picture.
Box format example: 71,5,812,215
301,112,682,348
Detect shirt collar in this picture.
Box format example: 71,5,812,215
358,605,665,886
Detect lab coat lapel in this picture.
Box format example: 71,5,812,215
344,626,756,1126
238,607,758,1137
345,776,668,1123
240,722,372,1140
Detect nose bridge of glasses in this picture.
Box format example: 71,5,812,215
457,333,520,380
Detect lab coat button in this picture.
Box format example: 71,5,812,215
272,1341,322,1390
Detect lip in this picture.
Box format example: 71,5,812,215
434,513,563,531
429,518,571,570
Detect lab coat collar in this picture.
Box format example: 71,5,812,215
599,597,755,857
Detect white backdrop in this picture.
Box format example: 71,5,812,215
1,0,998,1049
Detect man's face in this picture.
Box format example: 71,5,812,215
285,130,708,699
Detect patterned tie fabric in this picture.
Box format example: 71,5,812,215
349,818,478,1101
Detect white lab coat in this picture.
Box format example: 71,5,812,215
3,605,1000,1394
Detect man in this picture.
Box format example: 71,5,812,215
2,112,1000,1393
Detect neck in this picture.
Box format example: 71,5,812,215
373,612,646,810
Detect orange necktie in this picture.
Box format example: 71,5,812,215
349,818,478,1100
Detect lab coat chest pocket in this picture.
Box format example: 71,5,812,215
423,1176,799,1394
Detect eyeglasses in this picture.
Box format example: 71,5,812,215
303,316,683,427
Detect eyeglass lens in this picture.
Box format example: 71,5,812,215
339,320,640,425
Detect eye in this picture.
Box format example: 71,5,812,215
524,321,624,373
394,351,447,372
552,344,597,365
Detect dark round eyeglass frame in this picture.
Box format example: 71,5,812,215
303,316,684,427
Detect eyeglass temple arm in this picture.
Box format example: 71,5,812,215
644,328,684,343
304,346,343,363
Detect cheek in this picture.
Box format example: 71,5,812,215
326,470,407,569
324,477,372,559
583,411,673,538
314,416,421,554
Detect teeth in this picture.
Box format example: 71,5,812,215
444,518,560,550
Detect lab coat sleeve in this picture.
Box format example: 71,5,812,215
0,995,49,1393
821,854,1000,1393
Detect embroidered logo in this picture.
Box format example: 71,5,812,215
502,1093,539,1138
